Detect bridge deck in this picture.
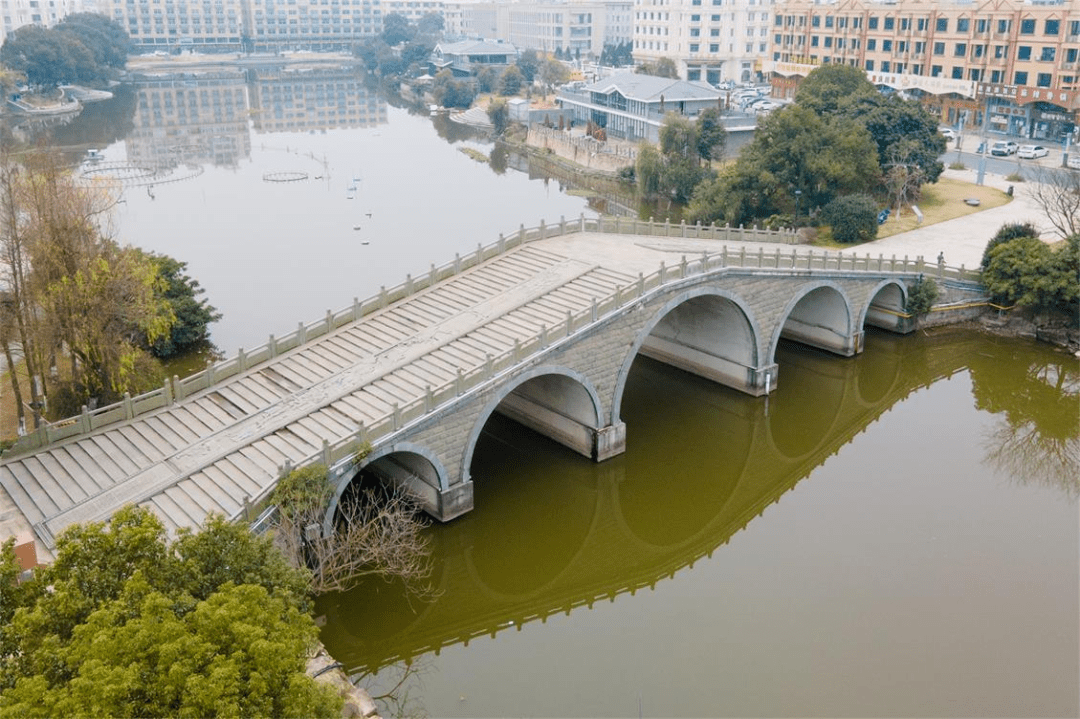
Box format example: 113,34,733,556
3,232,715,549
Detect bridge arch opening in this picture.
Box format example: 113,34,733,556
461,367,606,484
861,281,911,335
323,443,449,536
613,289,768,422
771,283,857,362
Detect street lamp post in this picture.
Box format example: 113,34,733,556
794,189,802,227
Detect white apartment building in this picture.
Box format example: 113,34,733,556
99,0,382,52
632,0,776,84
381,0,442,23
444,0,632,58
1,0,88,46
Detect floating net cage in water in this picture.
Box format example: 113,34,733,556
263,171,309,183
79,160,203,187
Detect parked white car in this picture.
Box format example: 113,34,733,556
1017,144,1048,159
1067,154,1080,170
939,127,958,140
990,141,1019,156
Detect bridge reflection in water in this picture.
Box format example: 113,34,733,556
316,326,1045,676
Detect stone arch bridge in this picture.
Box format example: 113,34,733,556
0,218,985,553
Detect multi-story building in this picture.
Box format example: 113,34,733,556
248,66,388,130
381,0,443,23
443,0,633,58
631,0,777,85
99,0,383,53
769,0,1079,140
1,0,88,46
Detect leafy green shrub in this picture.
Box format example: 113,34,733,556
1005,172,1024,182
821,194,879,244
983,234,1079,316
982,221,1039,270
948,161,966,170
905,276,939,315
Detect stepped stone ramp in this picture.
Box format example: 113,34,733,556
1,240,639,547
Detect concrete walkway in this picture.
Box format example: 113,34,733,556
861,167,1057,270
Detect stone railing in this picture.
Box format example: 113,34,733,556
6,214,980,462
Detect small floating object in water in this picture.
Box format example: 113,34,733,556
361,240,370,245
346,194,354,200
353,224,362,230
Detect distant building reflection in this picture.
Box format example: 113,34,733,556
125,66,387,169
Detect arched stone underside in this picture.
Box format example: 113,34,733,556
638,293,769,396
773,283,858,360
862,281,914,334
321,443,449,536
460,366,615,490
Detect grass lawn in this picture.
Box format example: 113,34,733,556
813,175,1012,248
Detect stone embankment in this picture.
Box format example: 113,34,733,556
308,645,382,718
525,125,636,173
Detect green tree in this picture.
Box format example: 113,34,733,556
381,12,414,46
847,94,946,185
700,105,880,225
500,65,524,95
540,58,571,93
487,98,510,135
415,12,444,37
905,276,939,315
475,65,498,93
795,63,877,115
635,142,663,200
983,235,1079,315
696,106,726,162
822,194,879,244
516,48,541,84
136,252,220,359
0,507,341,717
56,13,131,71
981,221,1040,270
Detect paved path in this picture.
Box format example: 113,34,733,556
862,168,1055,269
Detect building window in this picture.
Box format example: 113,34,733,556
931,64,942,77
1041,47,1055,62
690,28,699,36
868,16,877,30
825,16,833,28
1014,71,1028,85
710,43,718,52
935,17,947,32
968,68,980,81
1044,19,1059,35
994,45,1006,59
915,41,925,54
1020,18,1035,35
1037,73,1051,87
901,18,909,30
812,15,819,27
824,36,832,47
951,67,963,79
973,44,984,58
954,43,966,57
1017,46,1031,60
881,61,890,72
882,39,892,51
884,16,894,30
866,38,874,50
689,43,699,52
990,69,1002,83
1070,20,1079,36
1068,48,1078,63
917,17,926,31
957,18,969,32
811,36,819,47
865,59,874,71
998,19,1010,34
976,19,987,33
933,42,944,55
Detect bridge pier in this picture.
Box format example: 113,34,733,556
640,336,778,397
781,323,864,357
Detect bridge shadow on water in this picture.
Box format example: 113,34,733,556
315,328,1079,675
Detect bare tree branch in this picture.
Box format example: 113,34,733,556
1028,167,1080,239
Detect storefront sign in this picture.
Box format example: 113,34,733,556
866,72,976,97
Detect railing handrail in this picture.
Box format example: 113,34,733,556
6,214,981,457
